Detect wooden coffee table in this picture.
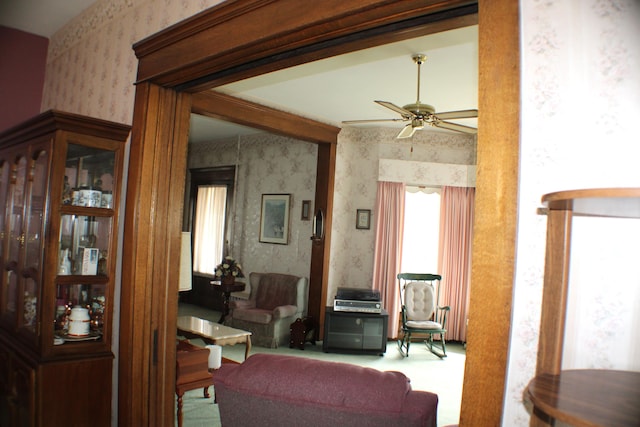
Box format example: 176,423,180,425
177,315,252,360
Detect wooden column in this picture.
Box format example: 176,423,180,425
309,142,336,337
459,0,520,425
119,82,191,426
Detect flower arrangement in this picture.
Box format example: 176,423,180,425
214,256,244,279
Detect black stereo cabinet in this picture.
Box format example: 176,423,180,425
323,307,388,355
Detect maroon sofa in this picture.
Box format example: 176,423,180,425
213,354,438,426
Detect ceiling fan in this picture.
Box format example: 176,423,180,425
343,54,478,139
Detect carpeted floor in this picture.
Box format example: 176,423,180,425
177,303,465,427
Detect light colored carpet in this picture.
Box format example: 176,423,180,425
177,303,465,427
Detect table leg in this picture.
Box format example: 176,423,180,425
218,291,231,323
244,335,251,360
177,393,184,427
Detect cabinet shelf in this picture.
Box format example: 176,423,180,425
527,188,640,427
55,275,109,283
60,205,114,216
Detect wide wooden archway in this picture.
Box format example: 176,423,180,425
119,1,520,426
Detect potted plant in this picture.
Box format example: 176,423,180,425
214,256,244,284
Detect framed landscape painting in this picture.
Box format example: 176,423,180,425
259,194,291,244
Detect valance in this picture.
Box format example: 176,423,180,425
378,159,476,187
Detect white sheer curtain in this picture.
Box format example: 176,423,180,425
401,187,441,274
193,185,227,275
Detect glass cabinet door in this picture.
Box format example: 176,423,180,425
50,142,118,346
21,148,50,335
63,143,116,209
0,159,9,317
2,155,27,327
58,215,111,276
54,283,106,341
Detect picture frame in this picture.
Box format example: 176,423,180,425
356,209,371,230
301,200,312,220
259,194,291,244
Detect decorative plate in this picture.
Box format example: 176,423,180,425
56,331,102,342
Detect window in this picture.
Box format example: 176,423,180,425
187,166,235,276
192,185,227,275
401,187,441,274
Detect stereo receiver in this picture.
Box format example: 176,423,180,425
334,299,382,313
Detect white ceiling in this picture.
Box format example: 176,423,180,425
0,0,97,37
0,1,478,142
204,25,478,142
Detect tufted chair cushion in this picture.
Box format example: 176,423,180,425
404,281,435,321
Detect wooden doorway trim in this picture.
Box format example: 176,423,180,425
122,0,520,425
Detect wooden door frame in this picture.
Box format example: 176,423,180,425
120,1,520,425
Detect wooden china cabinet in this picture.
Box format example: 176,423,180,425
0,110,129,427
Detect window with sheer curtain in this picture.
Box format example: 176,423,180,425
373,183,473,342
192,185,227,275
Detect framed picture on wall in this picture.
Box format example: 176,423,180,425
356,209,371,230
259,194,291,244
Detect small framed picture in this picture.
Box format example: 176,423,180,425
259,194,291,244
301,200,312,221
356,209,371,230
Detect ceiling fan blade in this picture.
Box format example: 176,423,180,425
435,120,477,134
375,100,414,119
435,109,478,120
342,118,407,124
397,123,418,139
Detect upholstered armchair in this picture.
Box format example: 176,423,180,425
224,272,308,348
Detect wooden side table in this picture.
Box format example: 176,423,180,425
527,369,640,427
175,340,214,427
289,316,317,350
528,188,640,426
210,280,246,323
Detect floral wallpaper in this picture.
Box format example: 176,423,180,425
38,0,640,426
506,0,640,425
187,127,476,300
188,134,318,281
329,127,476,303
42,0,224,124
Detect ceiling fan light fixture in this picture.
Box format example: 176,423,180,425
411,118,424,129
402,102,435,116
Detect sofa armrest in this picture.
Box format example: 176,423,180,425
272,304,297,319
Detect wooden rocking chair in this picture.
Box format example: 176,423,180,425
397,273,449,358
